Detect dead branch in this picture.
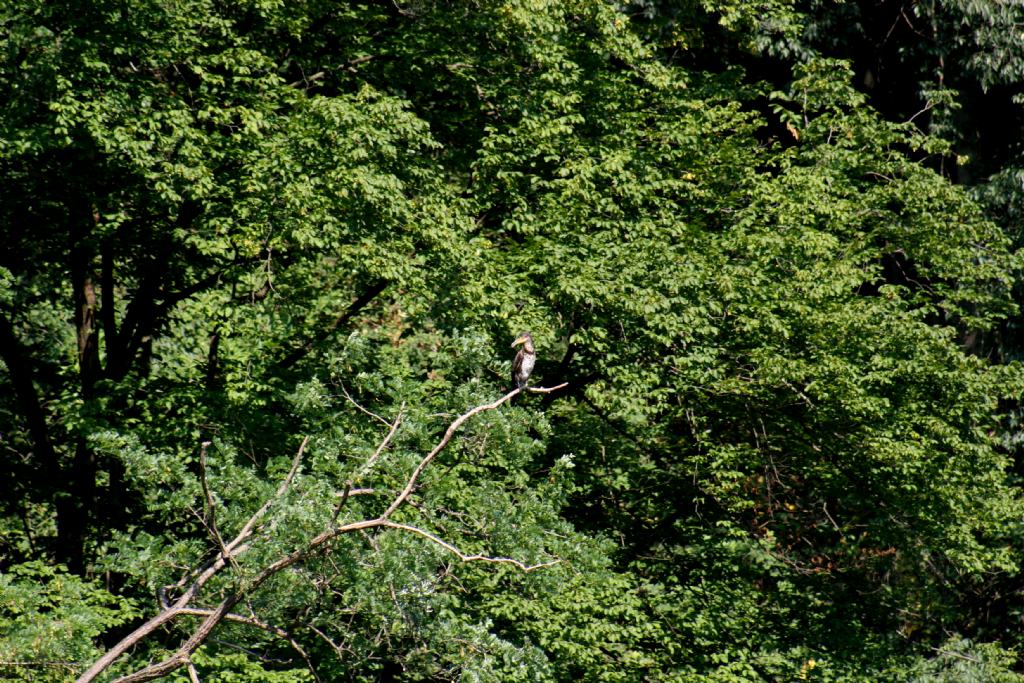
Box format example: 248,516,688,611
78,384,568,683
160,436,311,607
106,518,385,683
381,383,567,519
78,552,230,683
380,521,560,572
77,438,311,683
525,383,569,394
332,481,353,523
360,404,405,473
306,623,349,664
198,442,231,563
230,435,309,553
334,487,376,497
277,280,389,370
177,608,319,683
340,382,394,427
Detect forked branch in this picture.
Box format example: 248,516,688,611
77,437,311,683
382,383,567,519
381,521,560,572
77,384,567,683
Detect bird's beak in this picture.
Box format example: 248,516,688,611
511,336,524,348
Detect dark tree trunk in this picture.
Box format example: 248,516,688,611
62,206,102,573
0,312,62,499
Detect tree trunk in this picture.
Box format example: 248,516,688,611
61,208,102,572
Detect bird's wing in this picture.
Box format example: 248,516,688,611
512,348,525,380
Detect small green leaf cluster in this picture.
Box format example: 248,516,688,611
0,562,138,682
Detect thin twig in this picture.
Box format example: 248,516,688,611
331,481,353,524
0,660,82,668
340,383,392,427
381,521,560,572
76,438,311,683
334,488,375,497
822,501,842,534
527,383,569,394
198,442,231,565
930,645,982,664
306,623,348,663
907,100,935,125
227,436,309,554
177,608,320,683
360,403,405,473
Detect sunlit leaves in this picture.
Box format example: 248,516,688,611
0,562,139,683
2,0,1024,680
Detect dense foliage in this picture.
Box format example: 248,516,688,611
2,0,1024,680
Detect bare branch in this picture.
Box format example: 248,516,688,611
160,436,311,604
382,383,567,519
381,521,560,572
105,518,388,683
306,623,348,664
929,645,982,664
177,608,320,683
76,551,232,683
198,442,231,563
109,598,243,683
526,383,569,394
81,384,570,683
360,403,404,473
340,382,393,427
277,279,388,370
0,660,81,669
331,481,353,524
227,436,309,554
77,438,311,683
335,487,376,497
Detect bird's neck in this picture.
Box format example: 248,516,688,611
523,340,535,354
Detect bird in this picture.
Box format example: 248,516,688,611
510,332,536,390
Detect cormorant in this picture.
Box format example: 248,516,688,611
511,332,536,390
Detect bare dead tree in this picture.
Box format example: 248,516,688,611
76,383,568,683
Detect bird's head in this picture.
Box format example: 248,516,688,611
511,331,533,348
